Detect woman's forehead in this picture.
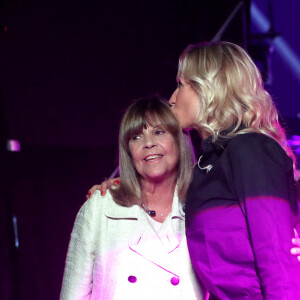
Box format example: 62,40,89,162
144,113,165,126
129,118,168,136
137,121,165,133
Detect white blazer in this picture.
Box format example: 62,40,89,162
60,190,206,300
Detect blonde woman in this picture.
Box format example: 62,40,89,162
169,41,300,299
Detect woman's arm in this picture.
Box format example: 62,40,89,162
60,195,100,299
229,134,300,299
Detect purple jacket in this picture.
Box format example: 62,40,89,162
186,132,300,299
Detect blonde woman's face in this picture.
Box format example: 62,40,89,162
169,77,200,130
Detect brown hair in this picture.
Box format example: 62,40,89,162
110,96,194,206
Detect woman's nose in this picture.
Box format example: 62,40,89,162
143,135,156,149
169,89,177,106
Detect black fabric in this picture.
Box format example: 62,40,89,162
186,132,298,223
185,132,300,299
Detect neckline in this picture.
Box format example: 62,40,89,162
201,124,246,155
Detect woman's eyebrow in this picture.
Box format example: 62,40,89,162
151,123,164,129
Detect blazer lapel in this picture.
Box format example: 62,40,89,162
158,193,185,254
128,192,185,271
128,219,172,270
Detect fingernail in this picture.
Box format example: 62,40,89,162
101,190,104,196
88,192,91,197
292,238,296,244
298,256,300,262
114,180,120,185
291,248,296,254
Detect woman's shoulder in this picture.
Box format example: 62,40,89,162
226,132,292,169
227,132,283,153
80,189,140,219
78,190,114,217
229,131,275,144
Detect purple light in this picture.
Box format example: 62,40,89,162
287,135,300,155
251,3,300,82
287,136,300,146
6,139,21,152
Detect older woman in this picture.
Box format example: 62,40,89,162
169,41,300,299
60,97,206,300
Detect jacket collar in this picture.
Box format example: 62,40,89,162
104,186,185,220
129,192,184,252
103,188,185,256
104,193,140,219
128,194,185,274
201,124,246,156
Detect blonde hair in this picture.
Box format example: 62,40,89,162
110,96,194,206
178,41,295,166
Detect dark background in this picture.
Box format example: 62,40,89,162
0,0,299,299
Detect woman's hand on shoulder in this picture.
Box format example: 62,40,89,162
291,229,300,261
86,177,120,200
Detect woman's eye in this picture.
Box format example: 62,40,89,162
131,135,141,141
155,130,165,135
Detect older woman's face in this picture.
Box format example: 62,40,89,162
129,124,179,183
169,77,200,129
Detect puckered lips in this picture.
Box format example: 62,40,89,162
143,154,163,162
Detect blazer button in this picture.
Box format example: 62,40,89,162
128,275,137,283
170,276,180,285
